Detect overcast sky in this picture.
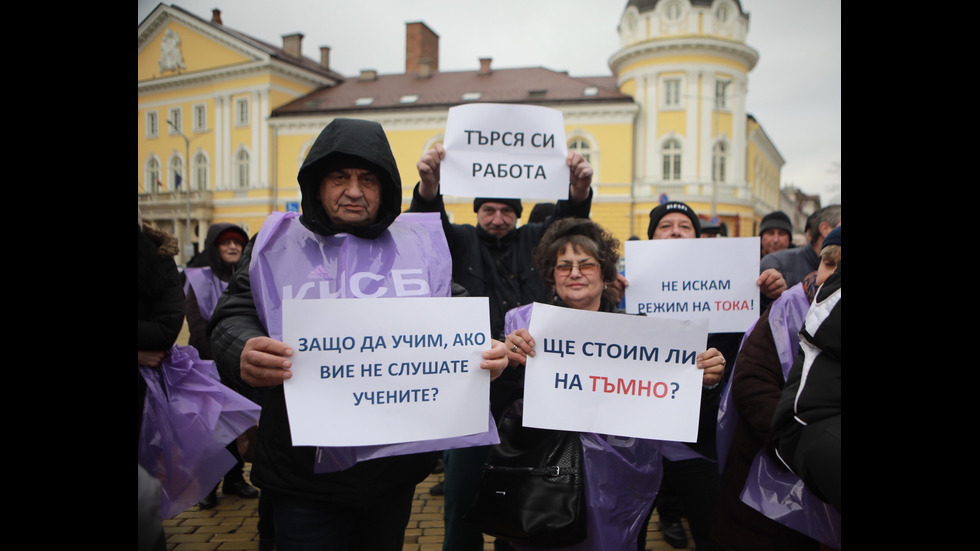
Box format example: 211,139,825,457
139,0,841,204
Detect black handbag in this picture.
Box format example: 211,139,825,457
465,400,586,548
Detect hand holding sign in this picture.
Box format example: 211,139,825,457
418,140,592,204
282,297,494,447
518,303,709,442
437,103,573,200
416,143,445,200
625,237,761,333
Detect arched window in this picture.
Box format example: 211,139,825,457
170,155,183,191
236,149,250,188
712,142,727,183
193,152,208,190
662,139,681,181
568,139,592,164
146,157,160,193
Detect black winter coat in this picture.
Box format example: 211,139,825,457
208,119,436,508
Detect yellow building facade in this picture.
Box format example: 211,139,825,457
138,1,784,262
138,4,341,261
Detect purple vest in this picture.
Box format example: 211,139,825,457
183,267,227,321
505,303,669,551
249,211,497,472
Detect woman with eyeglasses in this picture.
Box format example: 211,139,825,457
493,218,724,550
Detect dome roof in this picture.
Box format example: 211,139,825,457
625,0,746,16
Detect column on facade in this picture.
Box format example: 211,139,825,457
731,75,748,187
683,70,699,189
215,94,228,190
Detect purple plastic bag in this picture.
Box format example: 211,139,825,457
183,267,228,322
250,211,453,341
741,452,841,549
138,345,261,518
250,211,490,470
314,412,499,473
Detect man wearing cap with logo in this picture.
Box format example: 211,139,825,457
412,142,594,551
639,201,785,551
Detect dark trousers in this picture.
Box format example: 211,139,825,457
661,457,722,551
268,485,415,551
442,446,491,551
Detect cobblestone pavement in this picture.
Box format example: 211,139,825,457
162,467,694,550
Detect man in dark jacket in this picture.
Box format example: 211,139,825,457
413,142,594,341
759,205,840,310
209,119,508,550
412,143,594,551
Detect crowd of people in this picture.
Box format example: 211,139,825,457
138,117,841,551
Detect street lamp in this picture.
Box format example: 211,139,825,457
167,119,210,264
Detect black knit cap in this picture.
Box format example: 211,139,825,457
759,211,792,235
473,198,523,218
647,201,701,238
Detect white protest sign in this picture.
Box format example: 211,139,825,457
282,297,491,446
441,103,570,200
522,303,707,442
625,237,760,333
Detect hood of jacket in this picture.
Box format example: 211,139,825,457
297,119,402,239
204,222,248,280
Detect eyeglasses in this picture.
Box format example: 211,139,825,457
554,261,599,276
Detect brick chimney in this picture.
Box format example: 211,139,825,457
319,46,331,70
406,22,439,75
211,9,222,25
479,57,492,75
282,33,303,58
419,58,433,78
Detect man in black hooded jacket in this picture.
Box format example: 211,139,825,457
209,119,508,550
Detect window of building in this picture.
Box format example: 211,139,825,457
664,0,682,22
712,142,728,183
146,157,160,192
168,107,182,134
194,152,208,190
715,81,730,110
662,139,681,181
399,94,420,104
170,156,184,190
716,3,730,24
664,78,682,107
569,139,593,165
624,12,638,34
193,104,207,132
583,86,599,97
236,149,250,188
461,92,482,101
235,97,249,126
354,97,374,106
146,111,158,138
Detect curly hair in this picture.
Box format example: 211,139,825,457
533,218,620,305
